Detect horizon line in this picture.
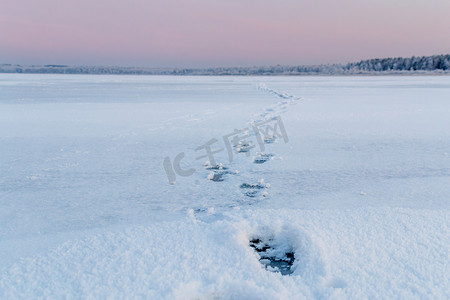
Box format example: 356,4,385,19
2,54,449,70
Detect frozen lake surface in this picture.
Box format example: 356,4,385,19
0,75,449,298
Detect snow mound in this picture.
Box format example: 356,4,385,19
1,208,448,299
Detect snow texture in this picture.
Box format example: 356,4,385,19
0,75,449,299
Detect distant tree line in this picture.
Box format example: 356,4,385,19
344,54,450,72
1,54,449,75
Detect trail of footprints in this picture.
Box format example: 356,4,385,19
193,86,343,284
200,85,303,275
204,84,300,199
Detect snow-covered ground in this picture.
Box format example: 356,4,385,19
0,75,449,299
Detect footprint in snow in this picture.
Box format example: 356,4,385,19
204,162,238,182
253,153,275,164
239,179,270,197
249,237,295,275
263,135,276,144
234,141,255,154
247,226,329,286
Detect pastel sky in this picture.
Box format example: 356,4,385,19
1,0,449,67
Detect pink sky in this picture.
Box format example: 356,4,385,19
1,0,449,67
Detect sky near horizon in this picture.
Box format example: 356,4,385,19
1,0,449,67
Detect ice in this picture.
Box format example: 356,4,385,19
0,74,449,298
